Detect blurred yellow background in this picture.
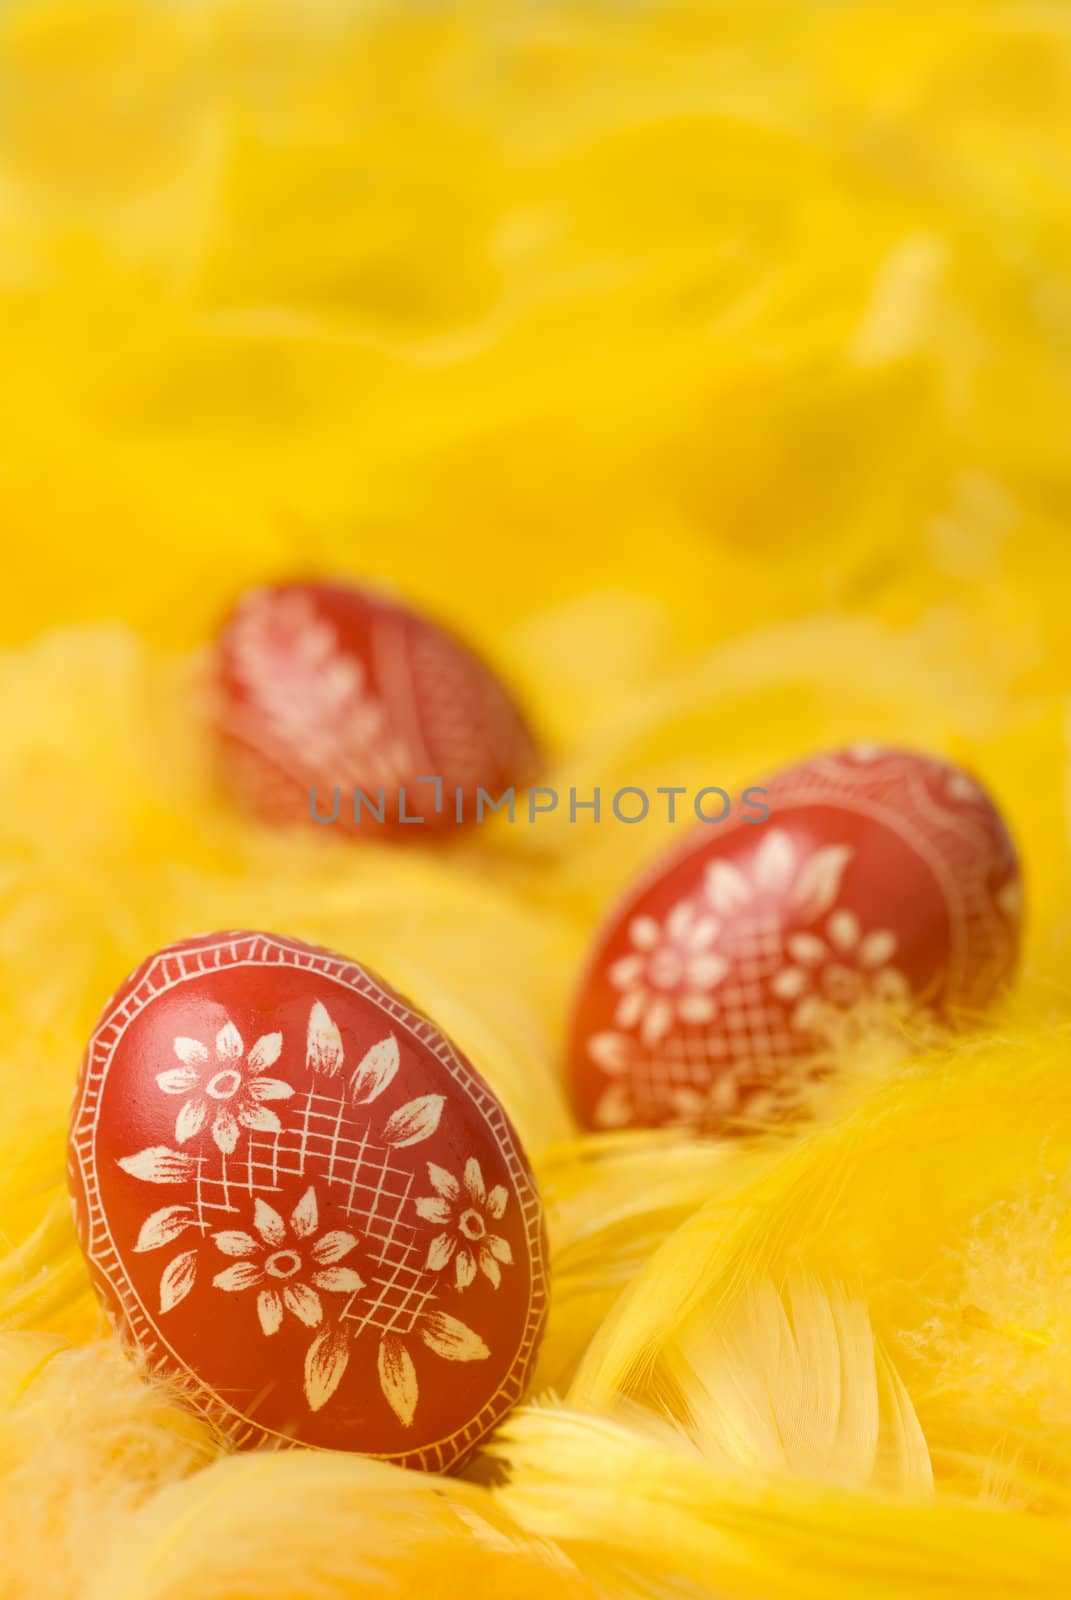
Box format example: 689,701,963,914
2,2,1071,1597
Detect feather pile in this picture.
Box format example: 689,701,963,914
2,1,1071,1596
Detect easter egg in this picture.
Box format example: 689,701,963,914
67,931,548,1469
213,581,541,834
568,745,1022,1132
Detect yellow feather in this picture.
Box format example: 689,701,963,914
664,1275,932,1492
2,0,1071,1594
494,1406,1071,1600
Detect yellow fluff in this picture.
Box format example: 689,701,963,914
2,0,1071,1596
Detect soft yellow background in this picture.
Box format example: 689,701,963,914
2,2,1071,1596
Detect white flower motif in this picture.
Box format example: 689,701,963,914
592,1078,636,1130
305,1305,490,1422
771,908,910,1044
229,588,412,784
703,828,854,923
374,1311,492,1429
583,1032,642,1128
608,900,729,1046
156,1021,294,1155
946,770,982,803
583,834,867,1125
997,878,1022,922
664,1071,801,1129
212,1187,364,1337
416,1158,512,1291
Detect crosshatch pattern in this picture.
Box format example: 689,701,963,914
219,586,536,813
630,911,810,1122
68,931,548,1471
193,1088,439,1342
584,747,1020,1129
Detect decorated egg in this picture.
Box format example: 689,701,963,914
67,931,548,1469
213,581,541,834
568,745,1022,1132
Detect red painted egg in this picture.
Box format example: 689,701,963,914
212,581,541,835
568,745,1022,1132
68,931,548,1469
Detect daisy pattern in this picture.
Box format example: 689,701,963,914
584,831,861,1123
608,900,728,1046
771,908,910,1045
212,1187,364,1337
416,1158,512,1290
156,1020,294,1155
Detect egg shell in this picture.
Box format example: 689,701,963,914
213,581,541,835
568,745,1022,1132
67,930,548,1470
